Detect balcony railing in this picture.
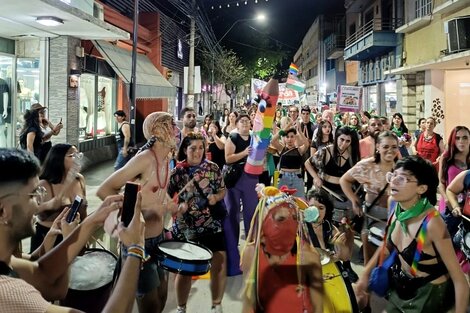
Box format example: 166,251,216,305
346,18,403,47
325,33,346,55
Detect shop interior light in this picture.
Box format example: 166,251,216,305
36,16,64,27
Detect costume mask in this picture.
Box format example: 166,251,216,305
262,207,298,256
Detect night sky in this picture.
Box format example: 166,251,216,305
203,0,346,58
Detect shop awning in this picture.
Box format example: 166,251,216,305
93,40,175,98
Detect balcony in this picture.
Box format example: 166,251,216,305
325,33,346,59
344,18,403,61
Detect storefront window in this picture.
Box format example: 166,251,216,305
0,55,13,148
384,81,397,115
16,58,41,143
79,74,95,141
79,74,115,141
97,76,115,138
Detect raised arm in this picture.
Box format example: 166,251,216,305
446,170,468,216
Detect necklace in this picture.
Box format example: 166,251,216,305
151,149,169,193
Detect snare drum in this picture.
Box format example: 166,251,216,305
156,240,213,276
61,249,117,313
322,259,359,313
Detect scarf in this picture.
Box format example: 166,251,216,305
389,198,433,236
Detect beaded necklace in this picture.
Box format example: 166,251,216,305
151,149,169,193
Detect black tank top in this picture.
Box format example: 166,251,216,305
279,147,302,170
230,133,250,164
323,148,352,178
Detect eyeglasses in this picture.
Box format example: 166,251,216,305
385,172,418,186
67,152,83,159
0,185,47,205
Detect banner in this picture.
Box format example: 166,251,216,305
286,74,306,93
337,85,362,112
251,78,299,102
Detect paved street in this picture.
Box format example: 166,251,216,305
81,161,387,313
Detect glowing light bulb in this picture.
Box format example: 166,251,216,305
227,3,230,7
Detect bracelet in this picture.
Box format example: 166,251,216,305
453,205,461,210
125,245,150,264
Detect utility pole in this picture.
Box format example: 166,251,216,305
186,0,196,108
130,0,139,144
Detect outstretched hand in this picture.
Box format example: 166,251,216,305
117,192,145,247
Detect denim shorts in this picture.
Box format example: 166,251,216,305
121,233,167,296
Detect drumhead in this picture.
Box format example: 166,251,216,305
69,250,117,291
158,241,212,261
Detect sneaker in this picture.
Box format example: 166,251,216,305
211,304,223,313
176,306,186,313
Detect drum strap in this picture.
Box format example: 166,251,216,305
0,261,18,278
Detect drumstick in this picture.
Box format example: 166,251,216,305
462,214,470,223
321,185,346,202
364,213,387,224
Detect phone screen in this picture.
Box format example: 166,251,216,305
66,195,83,223
122,182,140,227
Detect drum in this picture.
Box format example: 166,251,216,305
156,240,213,276
61,249,117,313
322,257,359,313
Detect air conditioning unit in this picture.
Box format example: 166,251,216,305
445,16,470,54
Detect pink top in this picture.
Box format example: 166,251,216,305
439,164,465,213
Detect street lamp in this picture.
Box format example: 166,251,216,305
211,14,266,112
216,14,266,46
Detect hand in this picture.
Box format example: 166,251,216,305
117,192,145,247
313,177,323,188
2,111,7,119
88,194,123,226
452,206,462,217
352,203,363,217
207,194,218,206
122,148,128,157
176,203,188,217
245,146,253,157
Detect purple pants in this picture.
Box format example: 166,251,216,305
223,171,258,276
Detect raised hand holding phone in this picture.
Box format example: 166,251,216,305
118,191,145,247
66,195,83,223
121,182,141,227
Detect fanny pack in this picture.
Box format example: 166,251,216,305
390,262,443,300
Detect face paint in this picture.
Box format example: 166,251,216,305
262,206,298,256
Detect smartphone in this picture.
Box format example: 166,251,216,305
66,195,83,223
121,182,141,227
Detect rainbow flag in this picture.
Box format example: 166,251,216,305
289,63,299,76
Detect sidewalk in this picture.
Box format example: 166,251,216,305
81,161,387,313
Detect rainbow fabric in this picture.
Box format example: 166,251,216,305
245,79,279,175
289,63,299,76
410,209,440,276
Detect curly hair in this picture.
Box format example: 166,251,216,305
142,112,175,150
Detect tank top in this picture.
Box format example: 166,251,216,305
279,147,303,170
416,133,440,163
230,133,250,164
323,148,352,178
115,122,134,146
257,250,313,313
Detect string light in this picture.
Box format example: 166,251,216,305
211,0,267,9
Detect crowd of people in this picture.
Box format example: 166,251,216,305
1,95,470,313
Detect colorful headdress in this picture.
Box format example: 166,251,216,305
241,185,315,309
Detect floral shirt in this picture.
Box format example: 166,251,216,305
345,157,388,197
167,159,225,240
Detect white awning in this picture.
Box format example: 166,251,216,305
93,40,175,98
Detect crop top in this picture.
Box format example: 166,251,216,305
390,217,448,275
323,148,352,178
279,147,302,170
